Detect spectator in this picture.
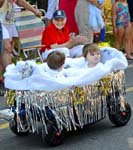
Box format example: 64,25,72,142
0,22,3,83
44,0,58,26
75,0,93,43
0,0,42,79
88,0,105,33
127,0,133,53
41,10,88,61
112,0,133,59
45,0,78,36
59,0,79,35
89,0,105,43
45,0,79,35
75,0,104,43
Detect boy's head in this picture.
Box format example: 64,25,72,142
83,43,101,67
47,51,65,70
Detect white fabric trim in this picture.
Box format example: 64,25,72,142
41,45,84,60
41,47,70,60
4,47,128,91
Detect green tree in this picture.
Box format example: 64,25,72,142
37,0,48,10
27,0,36,4
27,0,48,10
28,0,48,10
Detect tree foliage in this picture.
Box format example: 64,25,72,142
27,0,48,10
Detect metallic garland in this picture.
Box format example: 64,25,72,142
6,70,126,135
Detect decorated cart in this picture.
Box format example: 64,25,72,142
4,47,131,146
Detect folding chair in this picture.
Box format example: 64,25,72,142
14,8,45,62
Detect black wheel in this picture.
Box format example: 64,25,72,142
9,115,29,136
108,103,131,126
44,121,66,146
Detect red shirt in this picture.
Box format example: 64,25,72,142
41,23,70,53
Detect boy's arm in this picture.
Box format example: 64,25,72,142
16,0,42,17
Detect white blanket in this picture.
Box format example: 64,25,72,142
4,47,128,91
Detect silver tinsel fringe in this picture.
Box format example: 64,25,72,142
13,70,125,135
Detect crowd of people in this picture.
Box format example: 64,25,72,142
0,0,133,84
112,0,133,59
0,0,42,83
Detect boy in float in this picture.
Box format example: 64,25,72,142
46,51,66,78
82,43,101,67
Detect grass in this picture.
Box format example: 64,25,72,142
101,16,114,47
104,33,114,47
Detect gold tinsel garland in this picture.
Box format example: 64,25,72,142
6,90,16,107
70,87,85,105
99,76,112,96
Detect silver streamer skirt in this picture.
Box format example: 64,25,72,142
12,71,125,134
